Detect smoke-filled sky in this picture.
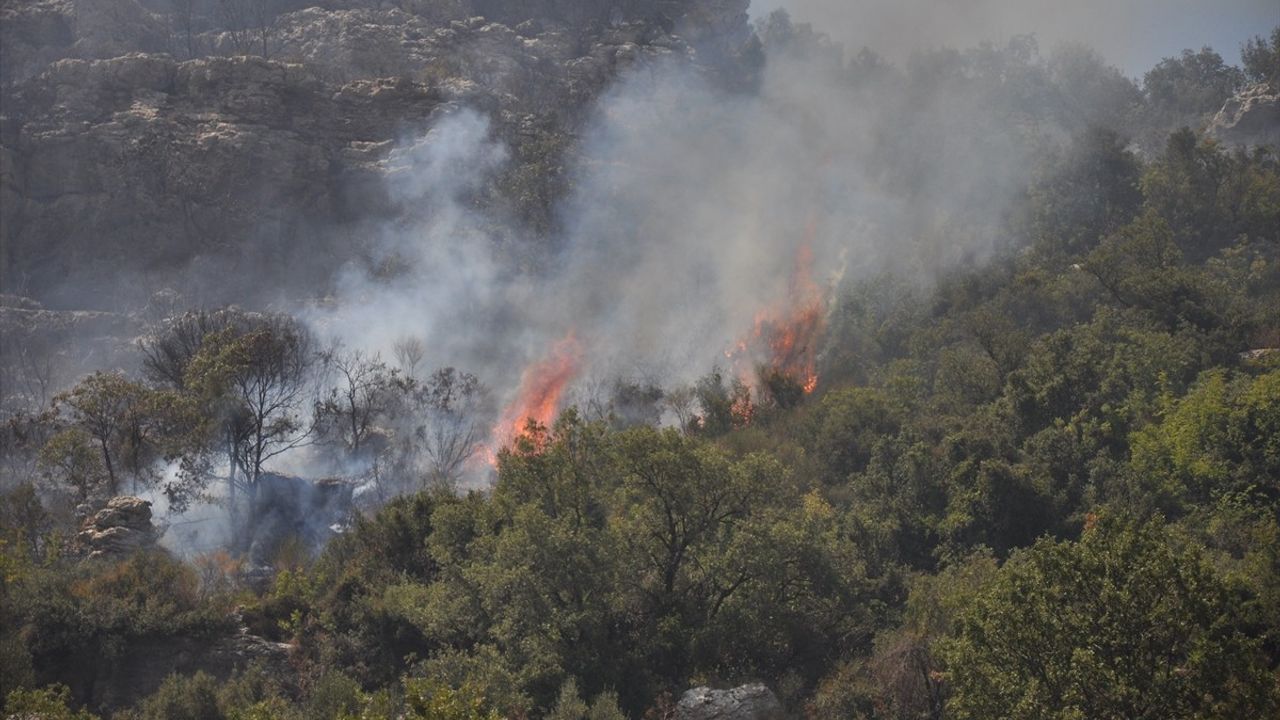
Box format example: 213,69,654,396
307,30,1067,446
755,0,1278,75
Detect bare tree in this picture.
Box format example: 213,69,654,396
315,348,392,459
419,368,488,487
171,0,198,59
217,0,276,57
575,374,664,429
216,0,250,54
392,336,426,381
376,367,490,494
664,385,698,434
250,0,275,59
0,328,60,415
18,346,58,413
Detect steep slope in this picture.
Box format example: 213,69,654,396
0,0,752,309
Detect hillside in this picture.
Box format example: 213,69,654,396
1,2,1279,719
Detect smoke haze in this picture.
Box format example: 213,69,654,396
305,24,1083,454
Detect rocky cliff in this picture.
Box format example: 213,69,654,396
1208,82,1280,148
0,0,752,310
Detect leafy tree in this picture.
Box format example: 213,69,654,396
131,672,222,720
1241,27,1280,88
808,386,902,484
141,308,254,391
182,316,316,538
398,679,501,720
37,429,108,504
757,366,806,410
847,434,945,568
1028,127,1143,261
51,372,161,496
611,430,785,682
1129,367,1280,513
1003,306,1206,448
1140,129,1232,258
691,368,753,435
936,408,1057,555
1045,44,1141,133
545,678,627,720
1143,47,1244,118
547,677,589,720
1083,210,1217,329
3,684,98,720
942,517,1277,719
302,671,362,720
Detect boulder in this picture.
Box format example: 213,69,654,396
78,496,160,558
675,684,784,720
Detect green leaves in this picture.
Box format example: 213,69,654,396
942,517,1277,719
1130,367,1280,514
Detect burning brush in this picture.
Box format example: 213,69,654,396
726,234,829,406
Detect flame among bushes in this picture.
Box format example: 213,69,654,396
728,235,828,402
488,330,583,457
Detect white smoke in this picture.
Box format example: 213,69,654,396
305,25,1055,437
304,109,532,380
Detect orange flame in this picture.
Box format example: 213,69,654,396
489,331,582,459
727,223,827,402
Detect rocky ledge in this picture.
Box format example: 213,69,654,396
78,496,160,558
675,683,784,720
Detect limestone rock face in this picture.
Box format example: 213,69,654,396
1,1,750,311
78,496,160,558
1208,84,1280,148
0,0,169,86
675,684,784,720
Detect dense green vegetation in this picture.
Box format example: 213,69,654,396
3,24,1280,720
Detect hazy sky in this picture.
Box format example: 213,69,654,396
754,0,1279,77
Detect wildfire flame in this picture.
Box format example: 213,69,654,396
727,223,827,400
487,330,583,461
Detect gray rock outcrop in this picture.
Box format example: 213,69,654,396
1208,83,1280,148
675,684,784,720
1,0,752,311
78,496,160,557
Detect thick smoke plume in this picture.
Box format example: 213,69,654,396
305,24,1066,481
